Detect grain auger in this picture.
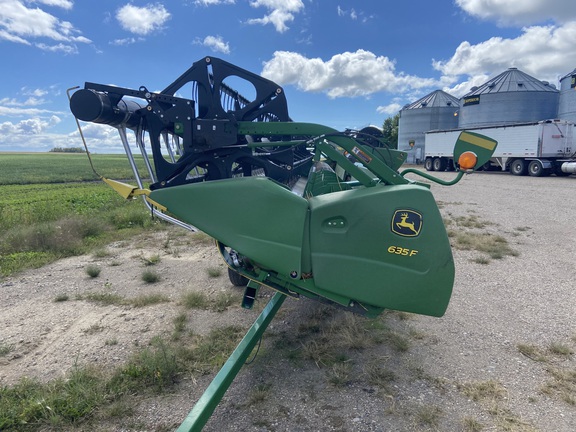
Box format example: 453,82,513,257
69,56,497,430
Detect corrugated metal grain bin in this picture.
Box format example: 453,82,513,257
558,68,576,124
397,90,459,164
458,68,559,128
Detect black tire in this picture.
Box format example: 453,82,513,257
433,157,447,172
510,159,527,176
528,160,544,177
228,267,249,287
424,158,433,171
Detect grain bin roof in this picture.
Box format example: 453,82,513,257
560,68,576,80
403,90,459,110
465,68,558,96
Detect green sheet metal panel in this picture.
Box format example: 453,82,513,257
308,184,454,317
150,177,308,278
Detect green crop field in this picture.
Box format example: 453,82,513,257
0,152,159,277
0,152,150,185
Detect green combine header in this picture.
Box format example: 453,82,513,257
69,56,497,430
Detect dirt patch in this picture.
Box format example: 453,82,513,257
1,172,575,431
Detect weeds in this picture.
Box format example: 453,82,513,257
206,266,223,278
93,248,110,258
453,215,491,229
0,367,108,430
414,405,442,428
517,340,576,406
131,293,170,307
462,416,484,432
245,383,272,406
181,291,209,309
517,343,548,362
547,342,574,357
141,254,161,266
541,367,576,406
172,313,187,340
54,293,70,302
188,231,214,246
180,290,239,312
84,324,105,335
458,380,507,402
141,270,160,284
0,342,14,357
451,231,519,261
85,264,101,278
112,337,180,392
364,361,396,389
81,292,126,306
326,361,353,387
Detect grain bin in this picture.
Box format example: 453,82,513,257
558,68,576,124
397,90,459,164
458,68,559,128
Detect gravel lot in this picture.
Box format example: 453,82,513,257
1,169,575,431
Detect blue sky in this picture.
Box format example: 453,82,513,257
1,0,576,152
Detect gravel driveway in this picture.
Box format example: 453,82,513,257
1,170,574,431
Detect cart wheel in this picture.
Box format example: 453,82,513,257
228,267,249,287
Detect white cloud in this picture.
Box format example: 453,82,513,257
261,50,439,98
194,0,235,5
33,0,74,10
195,35,230,54
0,115,61,135
110,37,145,46
0,105,64,117
36,42,78,54
246,0,304,33
443,74,491,98
22,87,49,97
456,0,576,26
433,22,576,87
336,5,372,23
376,103,403,116
67,123,129,152
116,4,171,35
0,96,47,106
0,0,91,47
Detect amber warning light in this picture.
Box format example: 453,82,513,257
458,151,478,170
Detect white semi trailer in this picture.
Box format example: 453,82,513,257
424,119,576,176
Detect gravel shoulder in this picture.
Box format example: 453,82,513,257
1,171,575,431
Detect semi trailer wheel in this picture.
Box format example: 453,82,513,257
528,160,544,177
433,157,447,172
510,159,527,176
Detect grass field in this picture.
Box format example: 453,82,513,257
0,152,159,277
0,153,149,185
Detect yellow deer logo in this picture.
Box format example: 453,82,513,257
392,210,422,237
396,213,418,234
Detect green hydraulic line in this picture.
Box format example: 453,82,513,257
176,291,287,432
399,168,466,186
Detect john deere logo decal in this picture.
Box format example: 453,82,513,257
392,210,422,237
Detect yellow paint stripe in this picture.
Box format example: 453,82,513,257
460,132,496,151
